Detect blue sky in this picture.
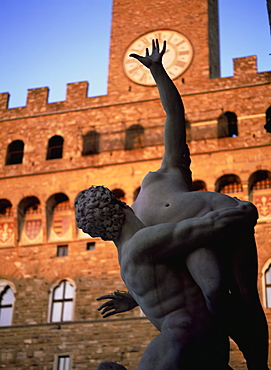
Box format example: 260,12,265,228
0,0,270,108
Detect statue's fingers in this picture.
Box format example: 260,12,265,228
156,39,160,52
152,39,155,53
129,53,141,60
102,310,117,319
114,291,125,298
145,48,149,57
162,40,166,55
97,294,115,301
100,306,114,315
97,300,113,311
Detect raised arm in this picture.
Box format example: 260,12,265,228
130,40,189,173
129,200,258,261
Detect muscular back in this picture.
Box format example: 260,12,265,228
120,243,211,333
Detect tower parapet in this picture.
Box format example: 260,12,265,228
0,81,106,119
66,81,89,105
233,55,258,79
26,87,49,113
0,56,270,121
0,92,9,110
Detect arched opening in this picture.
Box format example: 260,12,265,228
249,170,271,219
49,279,75,322
264,106,271,133
217,111,238,138
5,140,24,165
125,124,144,150
215,174,243,195
82,130,100,155
192,180,207,191
249,170,271,193
133,187,141,201
0,281,15,326
18,196,42,244
112,188,126,202
264,264,271,308
46,135,64,160
47,193,72,241
0,199,12,217
0,199,14,246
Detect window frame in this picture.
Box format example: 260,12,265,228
262,260,271,308
54,354,72,370
5,140,24,165
46,136,64,160
82,130,100,156
0,281,15,326
49,279,75,323
125,124,145,150
57,245,69,257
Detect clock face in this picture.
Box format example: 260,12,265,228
123,30,193,86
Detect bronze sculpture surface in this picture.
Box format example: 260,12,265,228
75,41,269,370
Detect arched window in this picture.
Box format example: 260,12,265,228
133,187,141,201
215,174,243,195
82,130,100,155
50,280,75,322
0,282,15,326
46,135,64,160
0,199,12,217
264,106,271,133
125,124,144,150
18,196,42,245
112,188,126,202
265,264,271,308
250,170,271,192
47,193,73,241
249,170,271,219
5,140,24,165
0,199,14,247
217,111,238,138
192,180,207,191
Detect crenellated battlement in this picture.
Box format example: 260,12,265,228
26,87,49,113
0,81,104,119
233,55,258,78
0,56,270,119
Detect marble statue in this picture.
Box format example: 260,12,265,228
75,40,269,370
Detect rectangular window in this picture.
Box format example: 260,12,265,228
50,280,74,323
86,242,95,251
56,355,71,370
57,245,68,257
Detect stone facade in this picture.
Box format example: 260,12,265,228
0,0,271,369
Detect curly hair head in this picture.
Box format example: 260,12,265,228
74,186,128,241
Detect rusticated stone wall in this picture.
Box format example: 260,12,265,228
0,0,271,368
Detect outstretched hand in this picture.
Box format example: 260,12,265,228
130,39,166,68
97,291,138,318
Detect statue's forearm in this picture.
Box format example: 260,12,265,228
150,62,184,117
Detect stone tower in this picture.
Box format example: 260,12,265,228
0,0,271,369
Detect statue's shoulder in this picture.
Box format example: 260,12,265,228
141,171,164,188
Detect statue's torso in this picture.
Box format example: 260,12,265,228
132,169,236,226
128,167,238,338
120,248,209,332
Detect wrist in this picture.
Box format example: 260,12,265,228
149,61,163,69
